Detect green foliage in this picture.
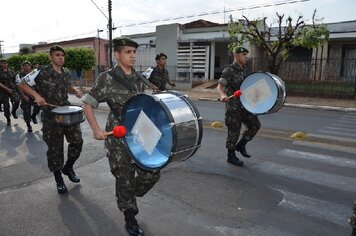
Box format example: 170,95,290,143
292,24,329,49
19,47,31,55
64,48,96,71
7,55,29,71
6,52,50,71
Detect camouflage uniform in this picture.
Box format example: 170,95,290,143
148,66,170,91
350,200,356,233
0,68,20,120
83,65,160,212
218,63,261,150
16,71,41,124
34,64,83,172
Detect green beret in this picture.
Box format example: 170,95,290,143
234,47,249,54
113,37,139,48
22,60,32,66
0,59,8,63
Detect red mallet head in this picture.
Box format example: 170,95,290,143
112,126,127,138
234,90,242,98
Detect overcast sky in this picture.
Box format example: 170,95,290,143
1,0,355,53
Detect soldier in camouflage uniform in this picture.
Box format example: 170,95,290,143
15,61,41,132
350,200,356,235
83,37,159,236
217,47,261,166
18,45,83,194
148,53,175,91
0,59,20,125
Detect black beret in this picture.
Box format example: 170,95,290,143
113,37,139,48
155,53,167,60
49,45,65,55
234,47,249,54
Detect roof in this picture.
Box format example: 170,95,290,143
183,19,222,29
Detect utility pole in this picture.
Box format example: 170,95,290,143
0,40,3,58
97,29,103,73
108,0,113,67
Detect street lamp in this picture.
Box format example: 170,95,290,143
97,29,104,73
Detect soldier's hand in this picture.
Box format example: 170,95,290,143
74,89,83,98
6,88,13,95
219,95,229,102
93,128,107,140
34,95,46,106
22,95,30,103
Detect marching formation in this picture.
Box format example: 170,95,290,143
1,38,355,236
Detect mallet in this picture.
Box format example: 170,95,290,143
227,90,242,99
104,125,127,138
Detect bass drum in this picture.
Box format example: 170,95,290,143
122,91,203,171
240,72,286,114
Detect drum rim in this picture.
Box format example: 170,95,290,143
51,105,84,115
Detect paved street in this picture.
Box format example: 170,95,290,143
0,96,355,236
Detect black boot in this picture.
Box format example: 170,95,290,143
235,139,251,158
124,209,144,236
31,114,38,124
11,110,18,119
26,122,32,133
6,117,11,126
62,163,80,183
227,151,244,166
54,171,68,194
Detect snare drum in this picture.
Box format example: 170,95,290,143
52,106,85,126
240,72,286,114
122,91,203,171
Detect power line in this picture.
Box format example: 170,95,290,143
89,0,108,19
115,0,310,28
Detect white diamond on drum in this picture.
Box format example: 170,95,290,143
131,110,162,155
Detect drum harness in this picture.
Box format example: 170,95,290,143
106,67,155,121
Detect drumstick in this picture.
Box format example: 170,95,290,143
45,103,61,108
104,125,127,138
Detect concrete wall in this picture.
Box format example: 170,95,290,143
155,24,179,82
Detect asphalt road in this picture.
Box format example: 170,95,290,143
0,103,355,236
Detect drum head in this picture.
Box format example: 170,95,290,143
240,72,283,114
52,105,83,114
122,94,174,171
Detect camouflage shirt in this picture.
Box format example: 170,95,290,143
0,68,17,92
34,64,72,115
218,62,248,112
148,66,169,91
82,65,145,149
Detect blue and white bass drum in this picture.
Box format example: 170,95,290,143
240,72,286,114
122,91,203,171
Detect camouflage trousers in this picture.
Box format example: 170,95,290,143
107,147,161,212
350,200,356,230
225,109,261,150
0,91,20,119
42,121,83,172
20,99,40,123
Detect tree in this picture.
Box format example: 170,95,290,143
64,48,96,87
19,47,31,55
228,10,329,75
7,52,49,71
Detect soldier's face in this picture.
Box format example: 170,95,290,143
23,64,32,73
115,46,136,68
157,57,167,67
1,62,8,70
49,51,65,66
235,52,248,66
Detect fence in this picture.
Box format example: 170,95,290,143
249,57,356,98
